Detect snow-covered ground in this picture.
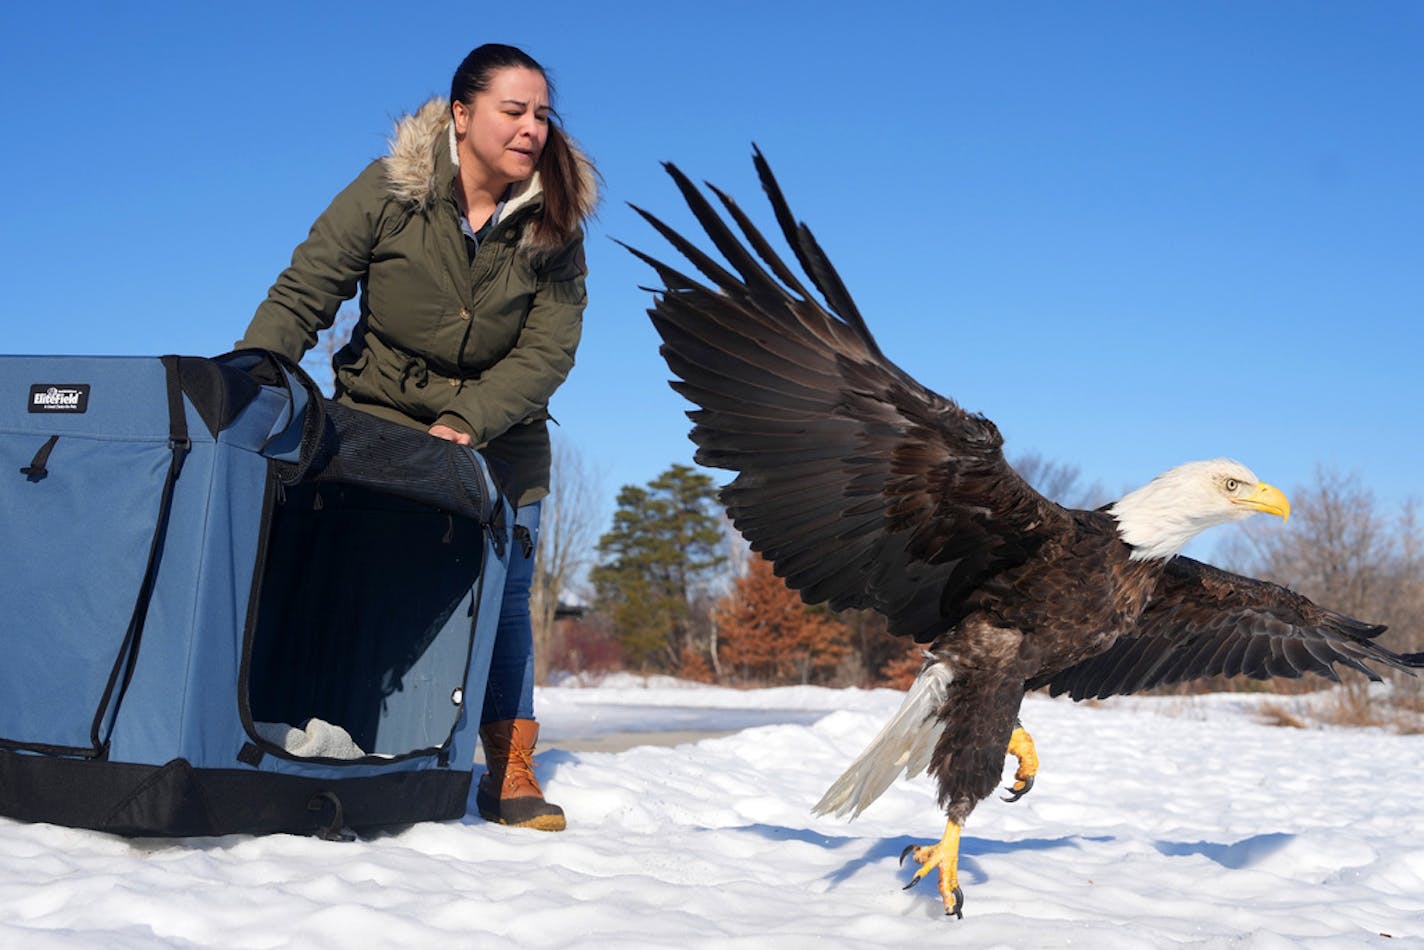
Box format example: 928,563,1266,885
3,679,1421,948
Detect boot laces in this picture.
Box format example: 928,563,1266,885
504,745,543,797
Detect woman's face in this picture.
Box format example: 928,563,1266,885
453,66,551,190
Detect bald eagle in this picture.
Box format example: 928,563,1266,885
624,149,1424,918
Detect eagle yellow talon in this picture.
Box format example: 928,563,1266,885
900,821,964,918
1002,725,1039,803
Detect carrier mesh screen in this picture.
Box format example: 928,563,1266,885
307,401,496,524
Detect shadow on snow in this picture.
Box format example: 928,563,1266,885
1152,831,1295,869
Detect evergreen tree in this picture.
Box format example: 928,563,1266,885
591,464,726,670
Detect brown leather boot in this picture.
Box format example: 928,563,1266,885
476,719,566,831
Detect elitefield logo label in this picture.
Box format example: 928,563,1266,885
28,384,91,413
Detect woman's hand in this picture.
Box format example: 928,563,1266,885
428,423,473,446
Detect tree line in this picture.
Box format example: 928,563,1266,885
535,448,1423,706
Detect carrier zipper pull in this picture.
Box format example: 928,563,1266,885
20,434,60,481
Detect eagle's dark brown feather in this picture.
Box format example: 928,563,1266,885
627,155,1066,641
1031,556,1406,699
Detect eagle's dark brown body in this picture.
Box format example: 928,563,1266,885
928,509,1157,820
626,148,1423,916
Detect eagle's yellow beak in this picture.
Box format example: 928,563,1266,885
1237,481,1291,522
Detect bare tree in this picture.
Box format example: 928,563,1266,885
530,435,606,684
706,511,752,679
300,310,358,396
1012,451,1110,509
1391,499,1424,708
1226,467,1394,619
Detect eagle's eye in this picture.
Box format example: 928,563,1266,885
1224,478,1240,493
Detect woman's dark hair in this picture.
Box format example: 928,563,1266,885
450,44,592,251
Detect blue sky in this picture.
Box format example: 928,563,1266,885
3,1,1420,548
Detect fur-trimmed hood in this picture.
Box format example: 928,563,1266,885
380,97,598,255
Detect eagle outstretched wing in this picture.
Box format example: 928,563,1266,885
1031,556,1420,700
625,148,1071,642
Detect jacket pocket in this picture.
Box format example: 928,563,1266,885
334,349,372,398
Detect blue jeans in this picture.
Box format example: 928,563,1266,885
481,500,540,724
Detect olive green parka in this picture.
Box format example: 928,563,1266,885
239,98,598,505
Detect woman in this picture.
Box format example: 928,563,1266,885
239,43,598,832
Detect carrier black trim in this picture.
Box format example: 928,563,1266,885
0,749,472,837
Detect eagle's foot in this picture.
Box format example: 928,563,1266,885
1002,724,1039,803
899,820,965,918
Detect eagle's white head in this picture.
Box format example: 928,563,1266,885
1107,458,1291,561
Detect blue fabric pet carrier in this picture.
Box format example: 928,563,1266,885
0,351,510,837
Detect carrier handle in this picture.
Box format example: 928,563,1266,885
306,790,356,842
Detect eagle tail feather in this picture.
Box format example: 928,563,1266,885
812,658,950,819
